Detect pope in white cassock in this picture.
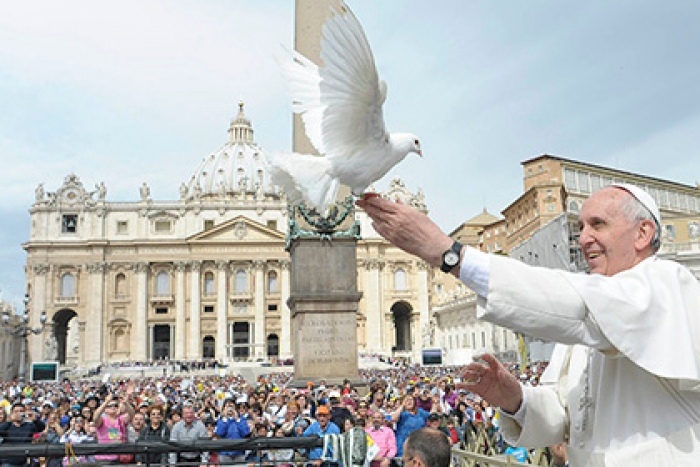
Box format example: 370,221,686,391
358,184,700,466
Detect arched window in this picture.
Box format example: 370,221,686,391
115,273,126,297
267,334,279,357
156,271,170,296
203,271,215,295
235,270,247,293
60,273,75,298
267,271,278,293
395,269,407,291
202,336,215,359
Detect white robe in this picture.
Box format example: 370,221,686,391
477,255,700,466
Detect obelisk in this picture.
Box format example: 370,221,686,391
288,0,362,386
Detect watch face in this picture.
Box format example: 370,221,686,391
445,251,460,266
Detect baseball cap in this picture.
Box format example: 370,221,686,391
316,405,331,416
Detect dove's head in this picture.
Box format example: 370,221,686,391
393,133,423,158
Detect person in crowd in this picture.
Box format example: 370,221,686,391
402,427,451,467
354,400,371,427
169,404,209,464
280,401,305,437
39,409,64,467
0,402,46,467
92,392,134,465
197,397,219,422
296,392,316,418
426,413,450,440
39,401,54,424
365,410,396,467
135,404,170,465
167,406,181,429
368,389,385,415
391,394,438,457
60,415,95,465
216,397,251,464
128,411,146,442
263,425,295,467
415,387,433,412
302,405,340,466
328,391,352,433
245,422,271,464
79,405,93,423
136,401,150,419
265,391,287,426
359,184,700,465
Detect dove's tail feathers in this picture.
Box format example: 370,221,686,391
267,153,339,214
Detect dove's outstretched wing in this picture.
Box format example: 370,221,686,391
281,3,388,158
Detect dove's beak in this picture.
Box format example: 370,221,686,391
417,149,423,157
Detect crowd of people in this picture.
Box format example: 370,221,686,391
0,360,548,466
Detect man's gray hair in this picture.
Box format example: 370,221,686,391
617,193,661,252
405,428,451,467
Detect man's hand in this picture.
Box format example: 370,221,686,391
356,197,453,269
459,354,524,414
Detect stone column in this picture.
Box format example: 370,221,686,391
215,260,229,360
77,321,87,365
28,264,50,363
147,324,154,359
280,260,292,358
133,262,149,361
253,260,266,358
85,263,107,365
363,259,383,353
174,262,187,359
189,261,202,360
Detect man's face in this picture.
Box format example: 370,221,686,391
11,406,25,423
372,412,384,429
132,413,145,429
317,412,330,428
579,188,649,276
182,407,195,424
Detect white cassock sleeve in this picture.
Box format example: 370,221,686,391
477,254,700,385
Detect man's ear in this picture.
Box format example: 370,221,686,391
635,219,656,252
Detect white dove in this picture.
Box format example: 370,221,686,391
268,2,422,214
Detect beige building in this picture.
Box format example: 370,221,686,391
22,106,434,371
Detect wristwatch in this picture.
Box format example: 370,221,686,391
440,241,463,273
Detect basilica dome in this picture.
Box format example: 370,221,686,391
184,103,279,200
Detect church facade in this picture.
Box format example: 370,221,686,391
23,106,436,369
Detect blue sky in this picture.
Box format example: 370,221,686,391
1,0,699,307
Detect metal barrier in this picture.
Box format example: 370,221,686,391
0,429,552,466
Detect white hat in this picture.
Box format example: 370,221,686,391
328,390,341,399
236,395,248,404
610,183,661,226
